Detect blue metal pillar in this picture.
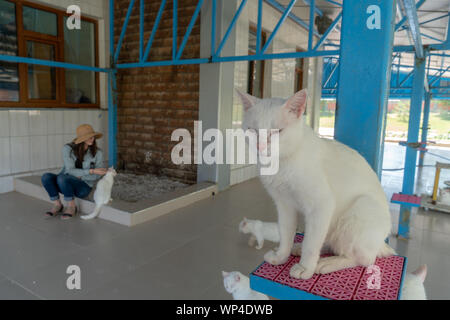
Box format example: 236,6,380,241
108,0,118,167
418,92,431,167
398,56,426,238
335,0,397,177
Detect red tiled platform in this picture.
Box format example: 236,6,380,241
250,234,407,300
391,193,422,207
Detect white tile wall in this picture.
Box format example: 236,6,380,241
0,109,109,193
47,110,64,135
0,137,11,176
10,136,30,174
9,110,29,137
30,135,49,171
0,111,10,137
29,110,48,136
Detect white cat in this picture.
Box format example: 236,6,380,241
222,271,269,300
81,167,117,220
239,217,280,249
238,89,395,280
438,188,450,206
401,265,427,300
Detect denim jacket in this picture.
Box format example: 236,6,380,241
59,144,104,187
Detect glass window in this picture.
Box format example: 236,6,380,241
26,41,56,100
0,0,19,101
23,6,57,36
64,17,96,103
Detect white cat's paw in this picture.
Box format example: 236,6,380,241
291,243,302,256
289,263,314,280
264,250,288,265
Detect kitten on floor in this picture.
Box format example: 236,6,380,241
239,217,279,249
222,271,269,300
401,265,427,300
238,89,395,280
81,167,117,220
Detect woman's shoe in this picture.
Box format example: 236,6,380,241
45,203,64,217
61,206,78,220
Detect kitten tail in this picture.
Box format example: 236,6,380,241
81,204,103,220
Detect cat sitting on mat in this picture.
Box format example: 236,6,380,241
239,217,279,249
401,265,427,300
237,88,394,280
222,271,269,300
81,167,117,220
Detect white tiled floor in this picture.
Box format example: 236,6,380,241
0,143,449,299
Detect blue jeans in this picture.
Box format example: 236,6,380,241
41,173,92,201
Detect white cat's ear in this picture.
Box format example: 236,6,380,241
412,265,427,283
236,89,258,111
285,89,307,118
222,271,229,277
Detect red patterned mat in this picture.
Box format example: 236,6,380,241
251,234,406,300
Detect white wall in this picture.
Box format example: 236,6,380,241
229,0,323,186
0,0,111,193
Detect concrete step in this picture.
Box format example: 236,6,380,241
14,175,218,226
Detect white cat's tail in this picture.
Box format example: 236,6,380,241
377,242,396,257
81,204,103,220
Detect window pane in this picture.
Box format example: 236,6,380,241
64,17,96,103
23,6,57,36
66,70,95,103
0,0,19,101
26,41,56,100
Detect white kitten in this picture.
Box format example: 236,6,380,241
238,89,394,280
222,271,269,300
81,167,117,220
401,265,427,300
239,217,280,249
438,188,450,206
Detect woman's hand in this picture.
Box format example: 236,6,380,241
90,168,108,175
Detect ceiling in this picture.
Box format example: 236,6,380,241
274,0,450,79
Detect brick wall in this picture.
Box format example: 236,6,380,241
114,0,200,184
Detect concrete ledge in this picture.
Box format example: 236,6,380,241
14,175,218,226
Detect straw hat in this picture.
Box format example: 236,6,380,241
73,124,103,144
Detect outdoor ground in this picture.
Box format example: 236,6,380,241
0,143,449,299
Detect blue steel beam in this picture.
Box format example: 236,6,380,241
398,56,426,239
303,0,322,16
335,0,396,177
313,12,342,51
109,0,117,167
0,54,108,73
419,92,432,167
261,0,298,54
139,0,144,61
175,0,204,60
429,66,450,86
398,0,424,58
114,0,136,63
308,0,315,50
211,0,216,57
256,0,263,54
215,0,248,57
264,0,320,37
142,0,167,62
173,0,178,60
395,0,426,31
